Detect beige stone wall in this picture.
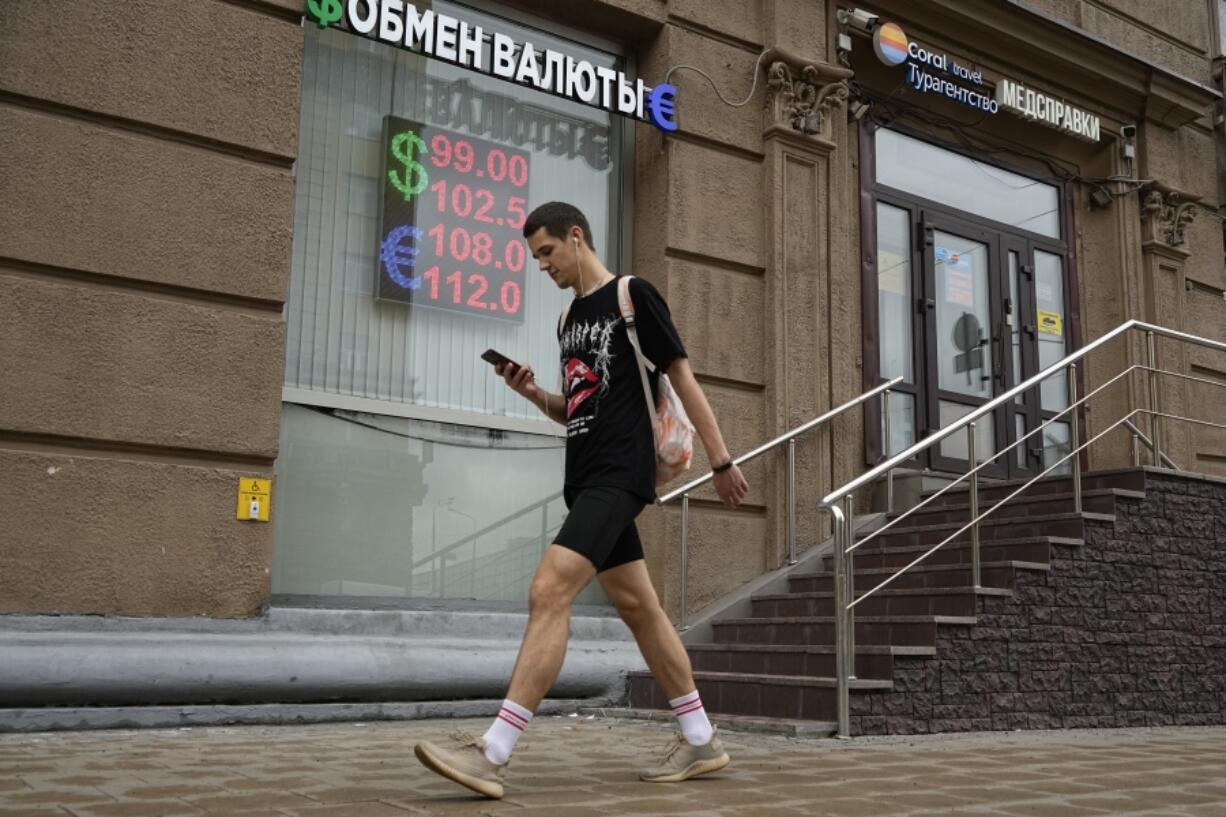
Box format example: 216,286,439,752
2,0,1222,625
1015,0,1215,82
0,0,303,617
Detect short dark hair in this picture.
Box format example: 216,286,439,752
523,201,594,249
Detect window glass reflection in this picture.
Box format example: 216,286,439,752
877,203,913,382
272,404,609,604
934,232,992,398
876,129,1060,238
1035,250,1067,411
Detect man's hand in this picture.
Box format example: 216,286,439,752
713,462,749,508
496,362,539,401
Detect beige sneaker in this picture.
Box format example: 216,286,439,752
414,732,508,799
639,731,730,782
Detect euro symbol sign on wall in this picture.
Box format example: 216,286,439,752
647,84,679,132
381,225,424,291
305,0,343,28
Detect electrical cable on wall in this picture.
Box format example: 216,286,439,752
664,48,771,109
306,405,567,450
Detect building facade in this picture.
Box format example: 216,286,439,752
2,0,1224,629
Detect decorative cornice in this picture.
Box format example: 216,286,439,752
765,60,849,142
1140,184,1199,255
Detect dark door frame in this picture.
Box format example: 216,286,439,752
860,121,1078,477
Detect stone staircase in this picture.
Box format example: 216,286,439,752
627,470,1151,734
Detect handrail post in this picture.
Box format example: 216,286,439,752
1132,431,1142,467
1068,362,1081,513
1147,330,1162,467
680,494,690,631
967,423,980,590
829,504,850,738
787,439,797,566
843,494,856,680
883,389,894,513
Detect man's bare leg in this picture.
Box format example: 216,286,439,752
598,559,728,782
503,544,597,709
596,559,695,699
413,545,596,798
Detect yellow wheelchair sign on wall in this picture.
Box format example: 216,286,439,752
237,478,271,522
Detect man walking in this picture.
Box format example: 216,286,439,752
414,202,749,799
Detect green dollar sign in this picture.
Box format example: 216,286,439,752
305,0,342,28
389,131,429,201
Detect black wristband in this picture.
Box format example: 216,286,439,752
712,459,734,474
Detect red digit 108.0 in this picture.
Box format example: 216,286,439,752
427,225,519,271
419,267,522,315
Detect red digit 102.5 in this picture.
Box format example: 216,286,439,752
430,180,501,224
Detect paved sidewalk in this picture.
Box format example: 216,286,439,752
1,716,1224,816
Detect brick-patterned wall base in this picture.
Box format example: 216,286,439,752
850,473,1226,735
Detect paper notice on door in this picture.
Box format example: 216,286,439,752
1038,310,1063,336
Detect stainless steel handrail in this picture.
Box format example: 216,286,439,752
821,320,1224,508
820,320,1226,738
660,376,903,630
1124,418,1180,470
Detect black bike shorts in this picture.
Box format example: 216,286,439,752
556,486,648,572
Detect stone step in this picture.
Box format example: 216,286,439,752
686,643,935,681
627,670,891,721
890,490,1134,527
820,536,1080,571
790,560,1049,593
919,469,1146,507
750,587,1012,619
712,615,977,648
851,512,1108,551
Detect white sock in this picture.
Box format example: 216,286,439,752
481,699,533,764
669,690,713,746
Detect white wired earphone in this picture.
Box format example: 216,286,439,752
574,234,586,296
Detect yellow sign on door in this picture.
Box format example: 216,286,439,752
1037,310,1063,336
237,477,271,522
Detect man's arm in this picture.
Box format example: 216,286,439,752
665,357,750,507
529,389,568,426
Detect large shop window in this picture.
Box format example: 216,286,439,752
274,3,628,604
867,128,1072,479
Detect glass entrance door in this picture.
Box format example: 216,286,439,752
921,217,1006,476
869,127,1072,480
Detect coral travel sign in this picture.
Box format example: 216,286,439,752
872,20,1101,143
874,22,997,114
303,0,679,132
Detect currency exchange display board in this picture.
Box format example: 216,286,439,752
378,116,530,322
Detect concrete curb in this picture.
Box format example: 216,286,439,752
0,697,618,733
0,607,644,709
580,706,838,738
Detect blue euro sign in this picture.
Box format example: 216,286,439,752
381,225,423,290
647,83,678,132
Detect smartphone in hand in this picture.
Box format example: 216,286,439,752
480,348,520,375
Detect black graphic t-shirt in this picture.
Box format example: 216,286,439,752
559,275,687,501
